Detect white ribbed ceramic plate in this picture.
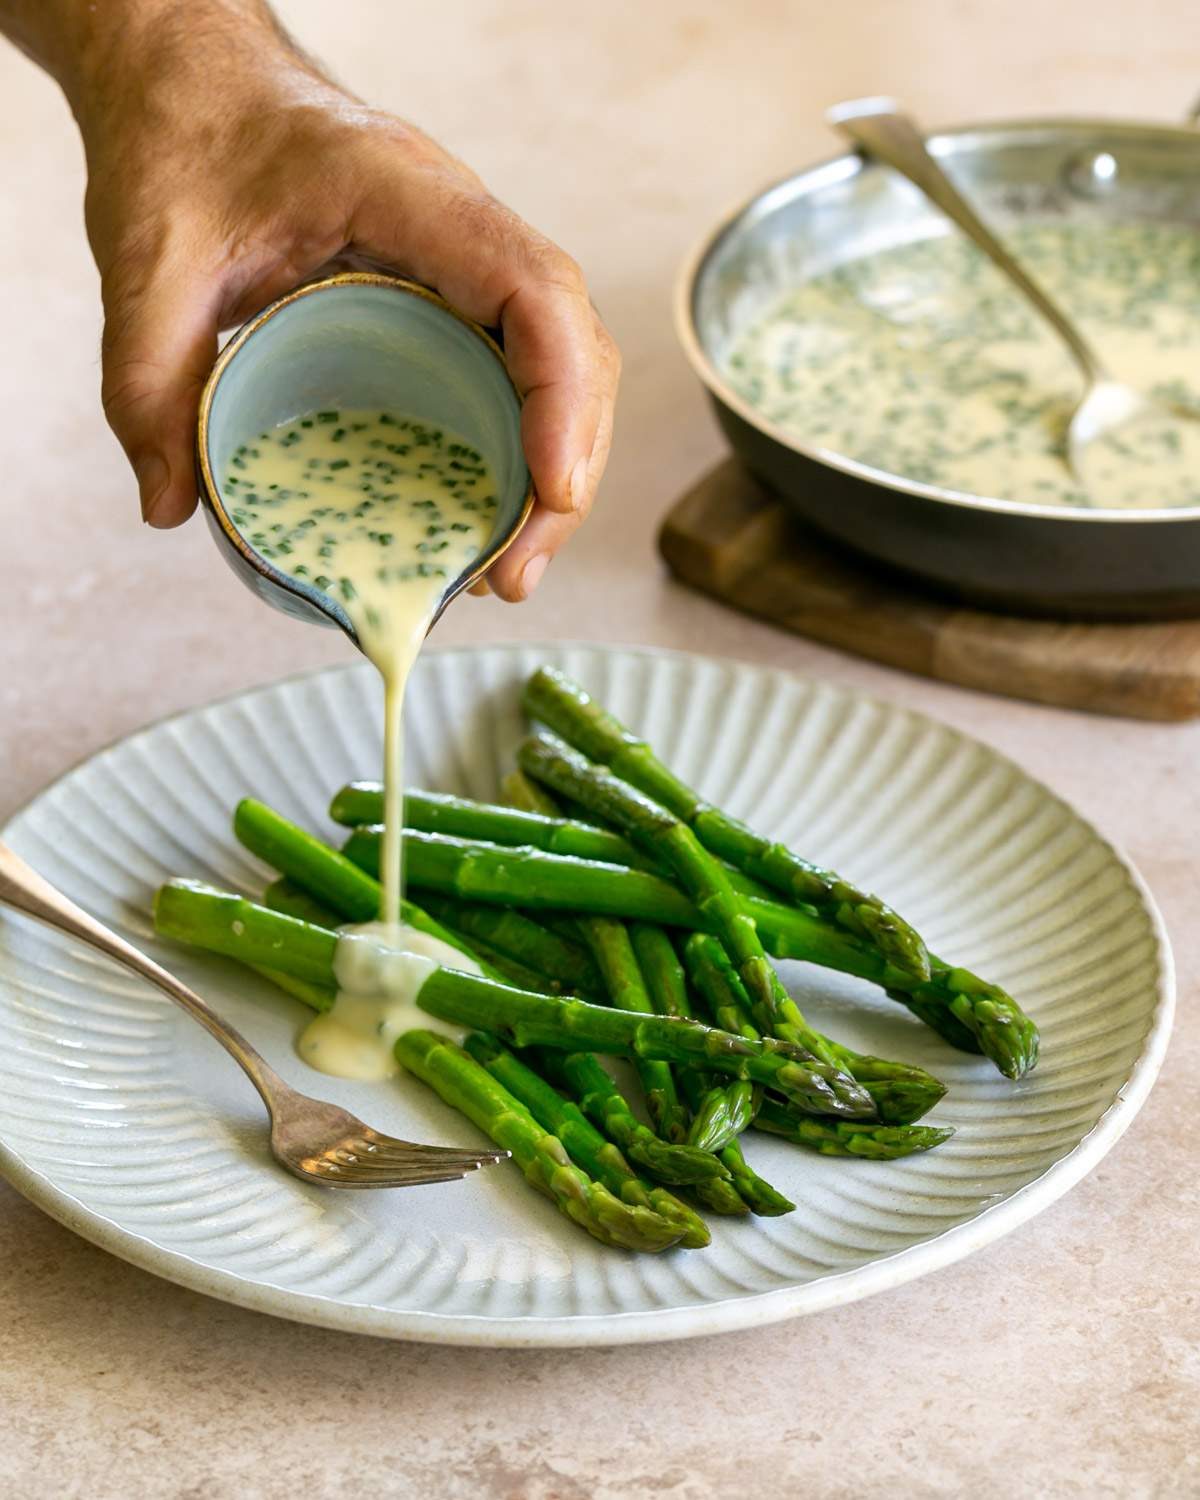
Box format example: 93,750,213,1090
0,645,1173,1346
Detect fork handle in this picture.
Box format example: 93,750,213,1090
0,839,293,1111
828,97,1108,385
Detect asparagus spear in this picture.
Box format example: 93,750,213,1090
417,973,869,1117
627,924,758,1154
253,966,336,1011
334,815,855,965
754,1099,954,1160
754,909,1036,1080
462,1033,709,1248
416,895,604,997
341,822,696,922
156,879,338,982
158,877,493,1009
631,922,794,1216
524,672,1039,1078
707,1131,796,1216
517,734,875,1115
524,665,930,979
431,929,565,996
246,797,1035,1078
682,1080,761,1155
236,799,380,921
331,783,646,868
574,916,690,1143
671,1061,795,1216
501,769,563,816
396,1031,683,1252
262,877,340,928
532,1049,731,1185
494,774,775,900
818,1040,948,1127
153,882,874,1116
682,932,947,1125
477,879,752,1213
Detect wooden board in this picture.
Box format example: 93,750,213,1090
658,459,1200,721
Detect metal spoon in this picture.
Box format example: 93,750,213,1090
828,97,1199,500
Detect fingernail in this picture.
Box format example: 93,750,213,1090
570,455,589,511
520,553,549,597
136,454,169,524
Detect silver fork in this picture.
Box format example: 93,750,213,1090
0,840,507,1189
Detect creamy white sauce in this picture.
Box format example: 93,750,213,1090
724,220,1200,511
298,922,482,1081
229,412,499,1082
227,410,498,926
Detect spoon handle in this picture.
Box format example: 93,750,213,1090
0,839,289,1107
828,97,1107,385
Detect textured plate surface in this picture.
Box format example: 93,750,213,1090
0,645,1173,1346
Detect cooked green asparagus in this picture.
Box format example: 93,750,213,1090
243,797,1032,1079
148,658,1060,1255
331,783,645,868
518,733,801,1057
524,665,930,979
753,1099,954,1160
532,1049,731,1186
575,915,690,1143
522,671,1038,1079
416,894,604,997
396,1031,684,1252
152,882,874,1117
682,932,947,1125
462,1033,710,1248
631,922,794,1216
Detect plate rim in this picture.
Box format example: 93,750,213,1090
0,642,1176,1347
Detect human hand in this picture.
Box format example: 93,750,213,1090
67,1,619,600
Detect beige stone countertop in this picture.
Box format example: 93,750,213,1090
1,2,1198,1495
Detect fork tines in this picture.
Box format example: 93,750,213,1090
298,1134,509,1189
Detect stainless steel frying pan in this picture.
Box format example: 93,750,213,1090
676,117,1200,618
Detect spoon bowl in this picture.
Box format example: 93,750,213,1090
1068,381,1200,506
196,273,534,643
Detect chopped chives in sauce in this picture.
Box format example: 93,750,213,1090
724,220,1200,510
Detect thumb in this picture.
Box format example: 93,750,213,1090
100,265,219,527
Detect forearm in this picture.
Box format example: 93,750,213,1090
0,0,302,126
0,0,617,561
